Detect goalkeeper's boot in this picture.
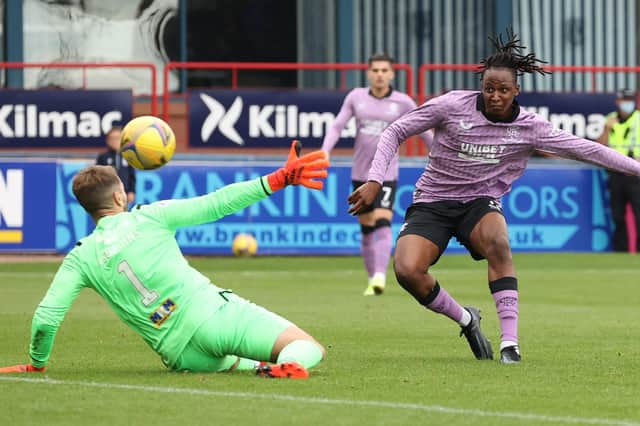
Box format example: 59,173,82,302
0,364,45,373
255,362,309,379
459,307,494,360
500,345,521,364
363,274,385,296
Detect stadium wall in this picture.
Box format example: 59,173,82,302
0,158,621,255
1,84,637,255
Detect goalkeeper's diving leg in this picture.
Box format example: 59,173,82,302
171,292,325,379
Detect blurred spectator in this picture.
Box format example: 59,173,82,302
96,127,136,204
597,89,640,252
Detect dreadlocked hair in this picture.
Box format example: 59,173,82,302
478,27,550,80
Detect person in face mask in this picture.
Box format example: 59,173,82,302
597,89,640,252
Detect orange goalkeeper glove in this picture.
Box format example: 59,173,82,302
0,363,45,373
267,140,329,192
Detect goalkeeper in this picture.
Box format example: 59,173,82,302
1,141,328,379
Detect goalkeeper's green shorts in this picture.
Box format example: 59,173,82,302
170,292,293,372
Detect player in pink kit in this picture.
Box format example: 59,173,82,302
348,30,640,363
322,53,432,296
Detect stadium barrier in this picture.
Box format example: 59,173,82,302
415,63,640,157
0,158,617,255
0,62,637,253
0,62,158,116
3,61,640,155
162,61,414,115
162,62,425,155
418,64,640,103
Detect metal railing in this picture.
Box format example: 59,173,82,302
0,62,158,116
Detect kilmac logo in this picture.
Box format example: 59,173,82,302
200,94,244,145
0,105,122,138
0,169,24,243
198,94,355,145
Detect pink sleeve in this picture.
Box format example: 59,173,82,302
419,129,434,150
321,91,355,153
368,95,447,183
534,119,640,175
406,97,434,149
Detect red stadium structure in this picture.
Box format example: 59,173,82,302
1,61,639,252
4,61,640,158
415,64,640,156
418,63,640,103
162,62,425,155
0,62,159,116
162,62,414,117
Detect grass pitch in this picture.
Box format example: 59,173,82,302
1,253,639,426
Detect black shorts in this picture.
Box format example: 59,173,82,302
352,180,397,214
397,198,504,263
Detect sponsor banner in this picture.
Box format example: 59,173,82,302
56,161,96,252
187,90,617,149
4,159,612,254
50,161,613,255
188,90,355,148
446,166,613,253
0,90,132,148
0,161,56,251
518,92,615,140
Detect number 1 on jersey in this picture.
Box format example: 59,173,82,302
117,260,159,306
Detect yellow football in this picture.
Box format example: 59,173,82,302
232,233,258,256
120,115,176,170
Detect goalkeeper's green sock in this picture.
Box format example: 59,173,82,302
235,357,260,370
276,340,323,369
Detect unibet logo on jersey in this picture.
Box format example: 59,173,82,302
191,90,356,148
0,169,24,243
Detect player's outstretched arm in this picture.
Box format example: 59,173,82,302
267,140,329,191
321,91,355,155
0,257,87,375
146,140,330,229
535,120,640,176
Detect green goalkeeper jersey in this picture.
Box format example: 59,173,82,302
29,176,273,368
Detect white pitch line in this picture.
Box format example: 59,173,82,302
0,272,56,278
0,376,638,426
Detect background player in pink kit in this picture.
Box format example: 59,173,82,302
322,53,432,296
348,30,640,363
